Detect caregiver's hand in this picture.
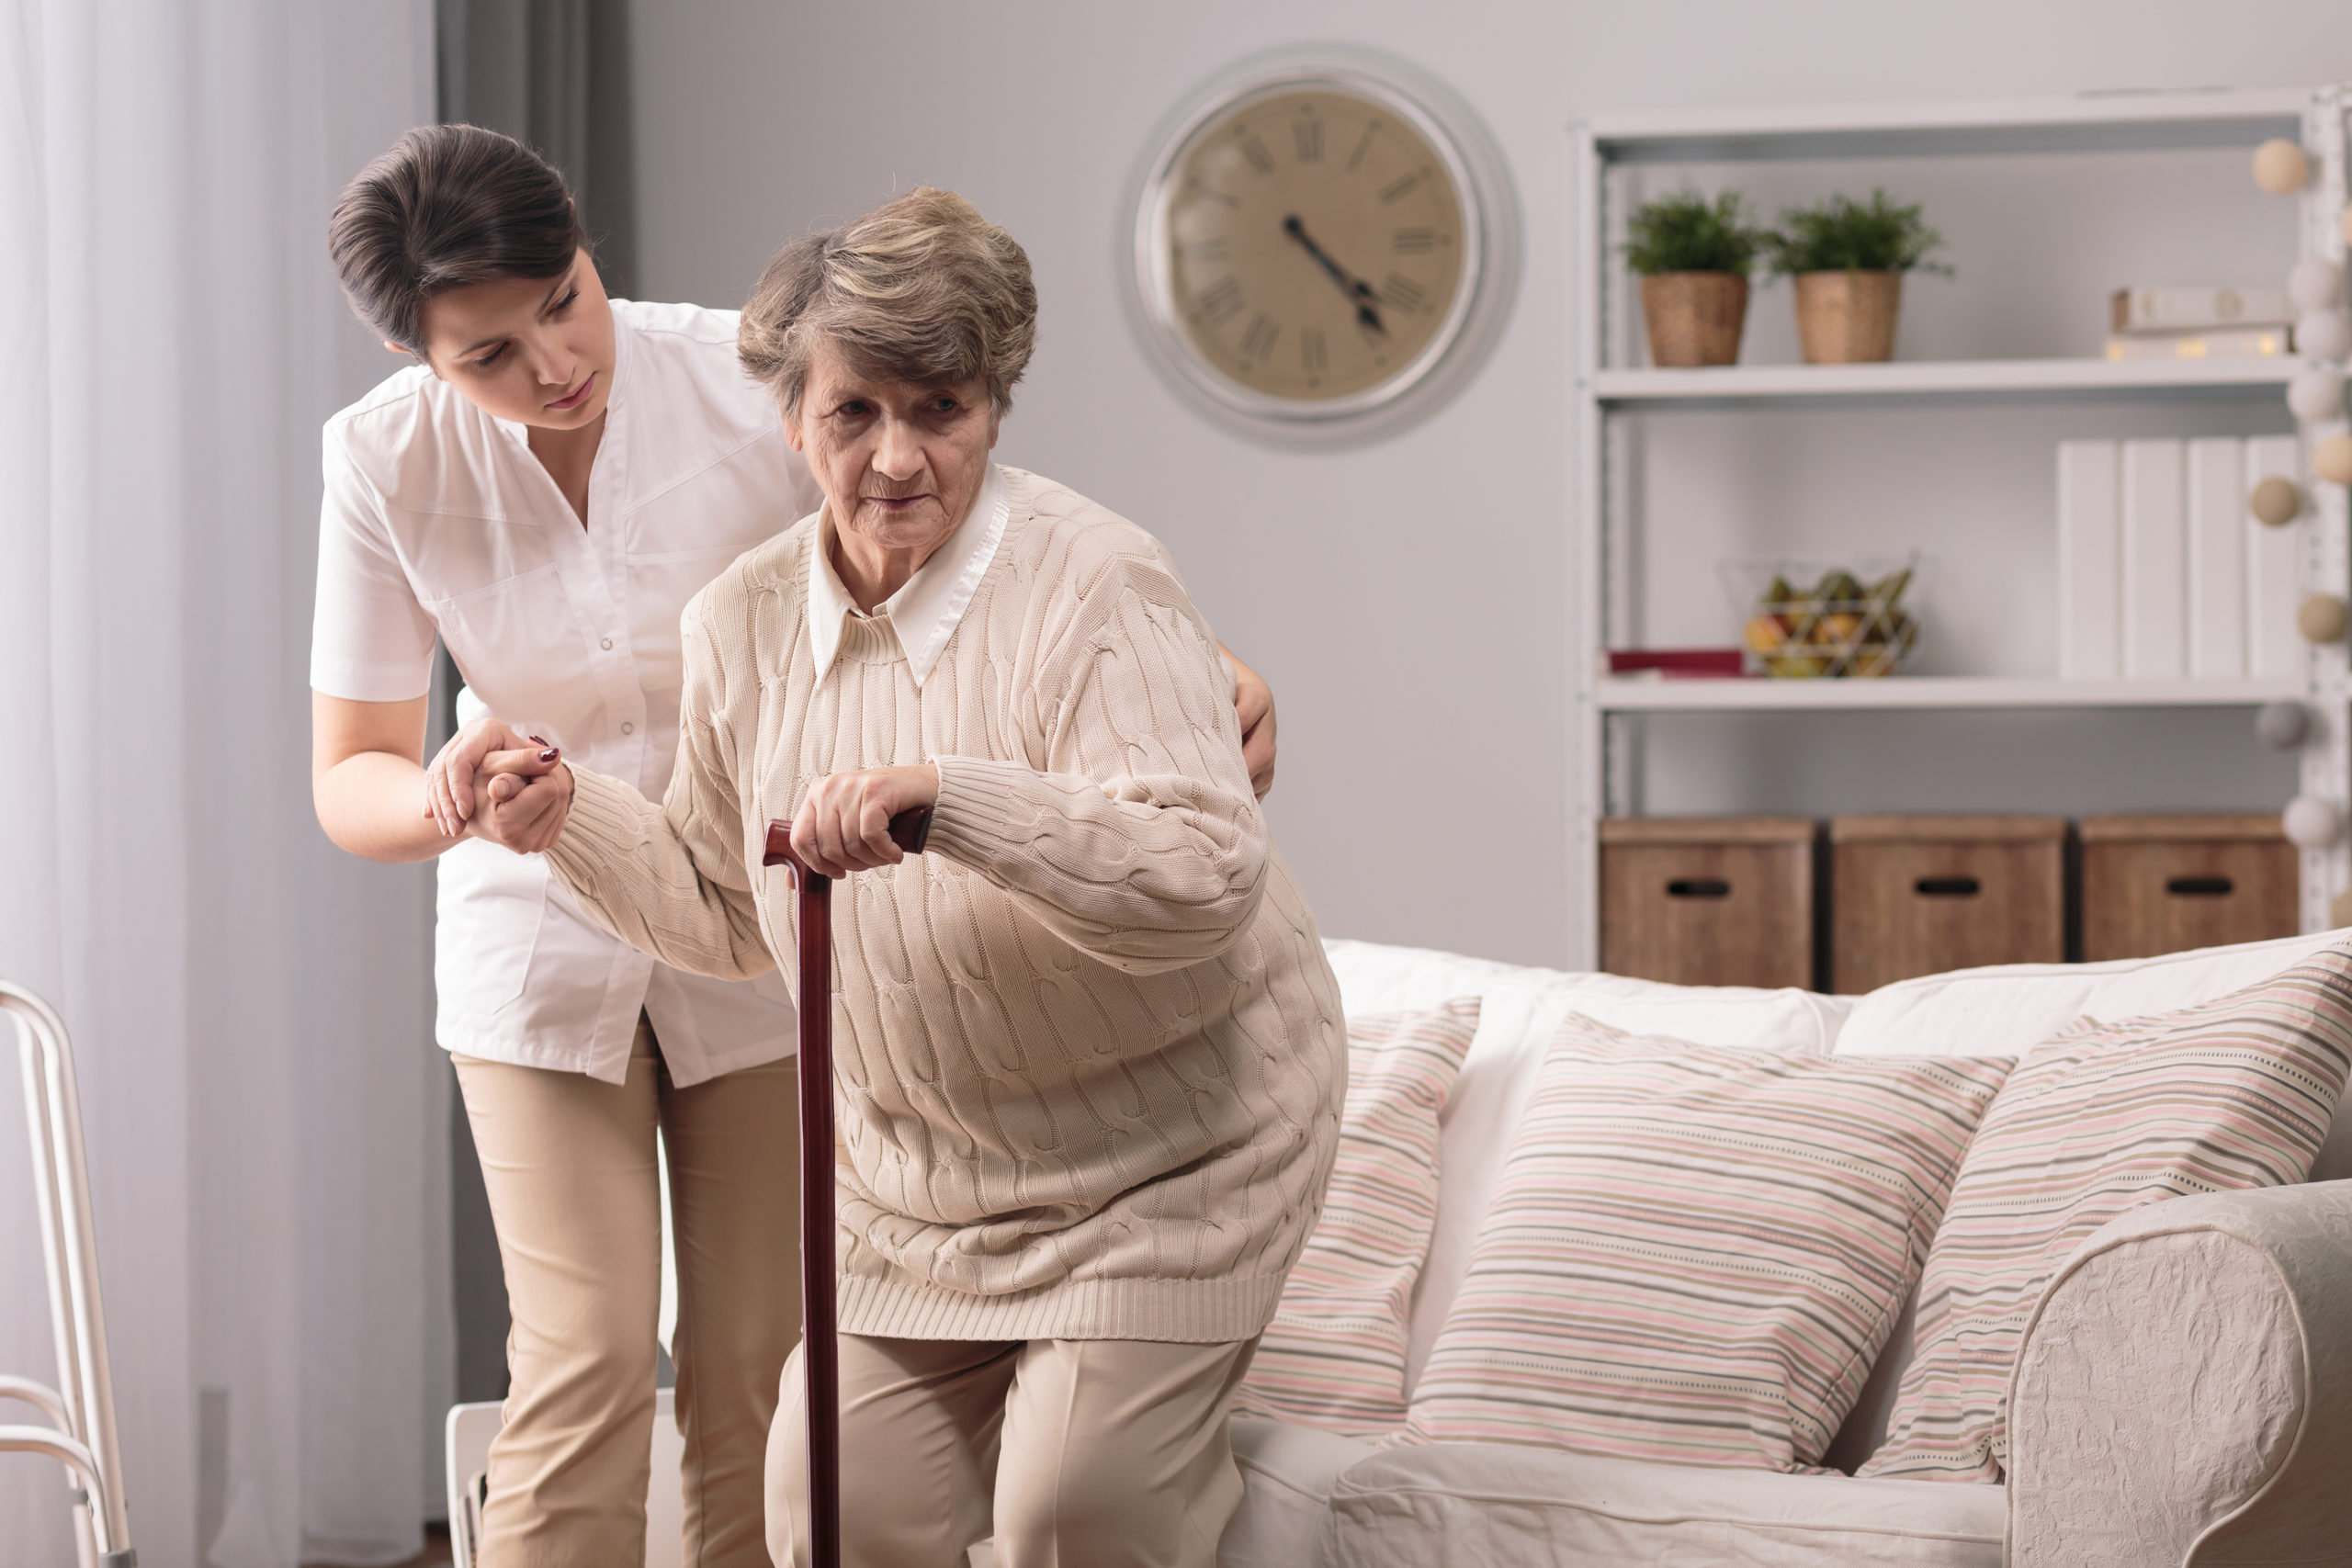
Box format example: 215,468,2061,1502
1224,647,1277,800
469,748,574,855
424,716,552,838
790,763,941,879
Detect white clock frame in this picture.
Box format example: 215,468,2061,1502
1122,44,1521,447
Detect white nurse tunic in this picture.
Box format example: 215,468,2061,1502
310,298,824,1085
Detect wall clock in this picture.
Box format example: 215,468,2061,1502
1126,47,1520,446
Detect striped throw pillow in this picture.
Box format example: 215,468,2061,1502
1234,998,1480,1438
1402,1012,2011,1471
1861,942,2352,1483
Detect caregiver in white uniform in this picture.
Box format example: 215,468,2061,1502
307,126,1279,1568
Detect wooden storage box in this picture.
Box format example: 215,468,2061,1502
1600,817,1816,989
1829,816,2067,995
2079,813,2298,963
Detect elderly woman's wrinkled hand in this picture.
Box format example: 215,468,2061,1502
423,716,548,838
789,762,941,879
468,747,574,855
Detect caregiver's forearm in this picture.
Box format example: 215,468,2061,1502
311,691,462,863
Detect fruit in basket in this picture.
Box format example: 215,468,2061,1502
1815,570,1866,605
1744,614,1792,654
1849,610,1919,677
1746,558,1918,678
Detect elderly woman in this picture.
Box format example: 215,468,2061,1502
470,186,1345,1568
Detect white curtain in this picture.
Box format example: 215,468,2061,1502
0,4,444,1566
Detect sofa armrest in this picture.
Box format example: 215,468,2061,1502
2007,1179,2352,1568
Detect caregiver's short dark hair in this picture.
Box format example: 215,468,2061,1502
328,124,586,355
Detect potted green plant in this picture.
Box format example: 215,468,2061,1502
1765,189,1951,364
1623,190,1767,367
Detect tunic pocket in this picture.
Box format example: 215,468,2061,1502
435,840,554,1017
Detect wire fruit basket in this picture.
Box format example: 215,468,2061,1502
1723,558,1921,679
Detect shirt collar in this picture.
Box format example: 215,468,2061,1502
808,462,1011,689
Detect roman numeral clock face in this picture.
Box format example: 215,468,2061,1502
1138,77,1488,432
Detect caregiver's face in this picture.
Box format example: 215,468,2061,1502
411,247,615,432
786,339,999,560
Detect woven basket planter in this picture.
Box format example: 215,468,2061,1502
1793,270,1903,363
1640,273,1749,367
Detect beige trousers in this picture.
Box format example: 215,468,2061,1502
455,1020,800,1568
767,1333,1260,1568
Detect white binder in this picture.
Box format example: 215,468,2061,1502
2120,439,2187,680
2245,434,2305,681
2186,437,2248,679
2057,440,2120,679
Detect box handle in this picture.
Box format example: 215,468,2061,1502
2165,875,2235,897
1665,878,1732,899
1915,876,1982,897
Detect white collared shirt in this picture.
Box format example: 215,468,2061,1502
808,463,1012,689
310,299,824,1085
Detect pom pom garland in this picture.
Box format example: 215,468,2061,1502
2290,257,2345,310
2285,794,2341,849
2256,701,2311,750
2251,474,2306,525
2316,434,2352,486
2255,139,2312,194
2289,367,2345,422
2298,592,2349,644
2297,309,2352,364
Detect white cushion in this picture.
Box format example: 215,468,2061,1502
1834,929,2352,1183
1320,1441,2005,1568
1218,1418,1377,1568
1323,939,1854,1055
1322,940,1858,1392
1831,930,2345,1059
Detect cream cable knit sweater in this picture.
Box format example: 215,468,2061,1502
543,468,1345,1343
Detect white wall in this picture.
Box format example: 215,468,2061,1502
625,0,2352,967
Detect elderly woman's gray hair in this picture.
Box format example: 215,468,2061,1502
739,187,1038,416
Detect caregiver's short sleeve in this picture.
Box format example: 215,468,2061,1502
311,423,439,702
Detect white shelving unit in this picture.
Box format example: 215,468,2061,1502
1592,355,2294,406
1595,675,2306,713
1570,86,2352,967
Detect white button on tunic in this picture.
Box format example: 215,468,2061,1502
310,299,824,1084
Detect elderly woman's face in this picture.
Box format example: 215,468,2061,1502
786,340,1000,569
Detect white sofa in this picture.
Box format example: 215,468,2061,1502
449,931,2352,1568
1214,931,2352,1568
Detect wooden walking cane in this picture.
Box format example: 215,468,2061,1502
763,805,933,1568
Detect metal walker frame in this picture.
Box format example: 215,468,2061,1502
3,984,135,1567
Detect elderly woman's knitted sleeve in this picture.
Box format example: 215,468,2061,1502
923,546,1270,976
540,612,777,981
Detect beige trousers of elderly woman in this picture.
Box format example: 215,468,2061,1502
767,1331,1260,1568
456,1018,800,1568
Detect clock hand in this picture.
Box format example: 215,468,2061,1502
1282,214,1386,335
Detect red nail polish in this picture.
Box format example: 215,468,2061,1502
539,748,560,762
527,734,549,746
